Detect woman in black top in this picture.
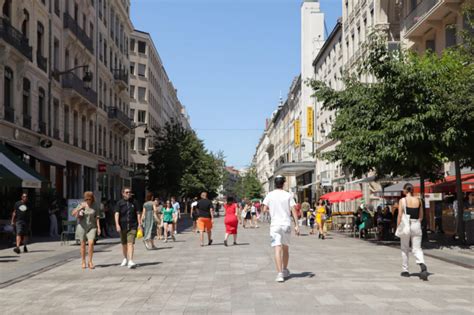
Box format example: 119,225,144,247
397,183,428,280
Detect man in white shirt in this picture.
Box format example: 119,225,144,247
190,197,198,233
263,175,299,282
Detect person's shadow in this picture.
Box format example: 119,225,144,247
409,272,433,281
287,272,315,280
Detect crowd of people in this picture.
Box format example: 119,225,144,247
8,177,438,283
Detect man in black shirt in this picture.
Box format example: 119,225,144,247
115,187,142,269
11,193,31,254
196,191,214,246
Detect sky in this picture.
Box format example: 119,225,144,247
131,0,342,169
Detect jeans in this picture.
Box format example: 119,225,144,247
400,219,425,272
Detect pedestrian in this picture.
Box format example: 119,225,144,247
142,192,158,249
316,200,327,240
72,191,101,269
171,197,180,235
251,202,259,228
11,192,31,254
308,208,316,235
99,198,109,238
301,198,311,223
196,191,214,247
162,200,175,242
190,197,199,233
115,187,142,269
262,175,299,282
244,201,252,228
49,197,60,238
154,198,163,240
397,183,428,280
224,196,238,246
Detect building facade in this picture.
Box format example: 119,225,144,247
0,0,133,230
129,30,191,202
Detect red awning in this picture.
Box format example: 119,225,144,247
320,190,363,203
414,173,474,193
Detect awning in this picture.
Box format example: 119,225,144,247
273,161,314,176
6,141,64,166
346,175,377,185
375,180,419,197
321,190,363,202
413,173,474,193
0,144,45,188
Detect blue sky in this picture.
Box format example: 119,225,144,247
131,0,342,169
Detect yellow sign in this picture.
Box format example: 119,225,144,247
294,119,301,147
307,106,314,137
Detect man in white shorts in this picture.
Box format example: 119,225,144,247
263,175,299,282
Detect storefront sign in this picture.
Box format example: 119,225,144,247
294,119,301,147
67,199,81,233
307,106,314,137
322,178,332,187
98,163,107,173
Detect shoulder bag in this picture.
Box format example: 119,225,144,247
395,198,411,238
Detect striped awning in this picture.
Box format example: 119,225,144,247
0,144,44,188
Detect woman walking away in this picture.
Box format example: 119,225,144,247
251,202,259,228
72,191,101,269
224,196,239,246
142,192,158,249
397,183,428,280
316,200,326,240
162,200,175,242
154,198,163,240
244,201,252,228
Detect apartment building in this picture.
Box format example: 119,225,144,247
0,0,133,220
129,30,191,202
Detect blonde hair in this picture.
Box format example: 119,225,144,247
83,191,95,204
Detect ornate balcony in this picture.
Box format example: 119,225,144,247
61,72,97,108
0,18,32,61
63,12,94,54
108,107,132,131
113,69,128,90
37,51,48,73
23,115,31,129
4,106,14,123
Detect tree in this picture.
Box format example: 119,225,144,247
147,120,224,199
236,168,263,200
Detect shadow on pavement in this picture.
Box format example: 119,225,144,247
0,256,18,259
25,250,54,253
96,263,121,268
233,243,250,246
138,262,162,267
409,272,434,280
0,259,18,263
288,272,315,279
94,249,112,253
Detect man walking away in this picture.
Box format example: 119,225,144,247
115,188,142,269
171,197,180,235
263,175,299,282
196,192,214,246
190,197,199,233
12,193,31,254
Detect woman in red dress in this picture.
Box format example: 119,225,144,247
224,196,238,246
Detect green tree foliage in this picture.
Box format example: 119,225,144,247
235,168,263,200
147,120,224,199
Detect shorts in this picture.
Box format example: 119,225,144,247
120,229,137,245
197,217,213,232
270,225,291,247
163,220,173,224
15,221,29,236
192,214,198,222
76,224,97,242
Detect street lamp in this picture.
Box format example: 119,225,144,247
131,123,149,134
52,65,93,89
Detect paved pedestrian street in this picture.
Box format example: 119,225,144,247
0,218,473,315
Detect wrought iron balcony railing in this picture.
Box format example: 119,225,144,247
404,0,439,33
108,107,132,129
63,12,93,53
61,72,97,106
0,18,32,61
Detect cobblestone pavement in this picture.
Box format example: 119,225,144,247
0,217,473,314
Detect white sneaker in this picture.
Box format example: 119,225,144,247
120,258,128,267
282,268,290,278
275,273,284,282
174,230,177,235
127,260,137,269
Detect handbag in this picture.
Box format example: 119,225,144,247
136,228,143,239
395,198,411,238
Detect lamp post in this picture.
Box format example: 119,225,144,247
52,65,93,89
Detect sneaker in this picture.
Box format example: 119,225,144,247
127,260,137,269
23,246,28,253
275,273,284,282
224,240,228,247
208,239,213,246
282,268,290,279
400,272,410,277
172,235,176,242
419,263,428,281
174,230,177,235
120,258,128,267
13,247,20,254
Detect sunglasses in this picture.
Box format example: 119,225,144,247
124,191,131,194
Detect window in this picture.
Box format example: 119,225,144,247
2,0,11,20
37,22,44,56
130,109,135,121
445,25,456,48
38,88,45,123
130,39,135,52
130,138,135,151
129,85,135,99
103,127,107,157
89,120,93,151
21,10,29,38
22,78,30,116
138,63,146,77
138,87,146,102
53,99,59,136
81,116,86,147
73,111,78,144
4,67,13,109
425,39,435,52
137,110,146,123
64,106,70,141
138,41,146,53
53,38,59,70
130,62,135,75
54,0,60,16
138,137,146,151
90,22,94,42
